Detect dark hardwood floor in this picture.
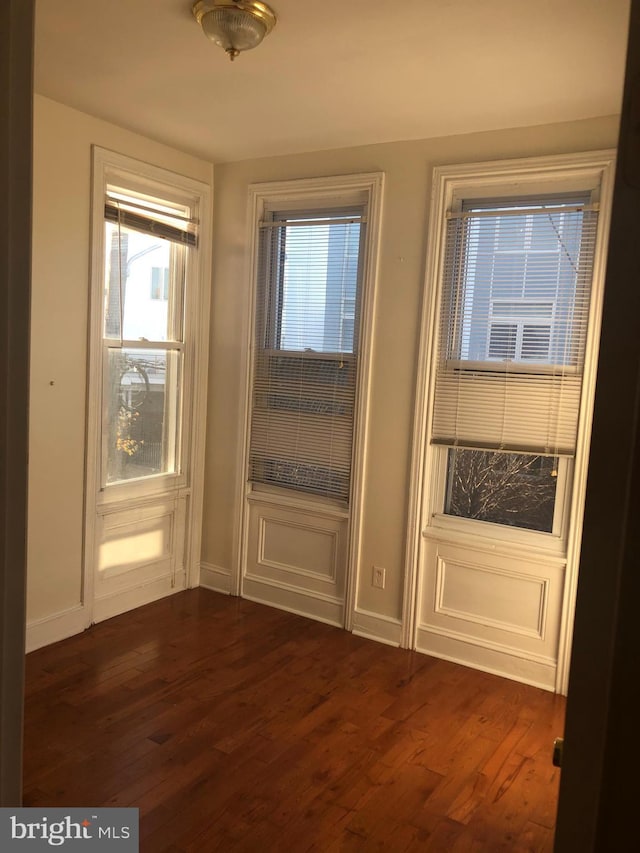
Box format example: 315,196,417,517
23,589,565,851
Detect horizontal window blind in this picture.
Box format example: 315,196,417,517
432,199,598,456
249,208,365,502
105,195,198,247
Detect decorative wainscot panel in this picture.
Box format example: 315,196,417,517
416,539,566,690
94,495,186,623
242,496,348,627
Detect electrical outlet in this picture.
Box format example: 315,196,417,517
372,566,386,589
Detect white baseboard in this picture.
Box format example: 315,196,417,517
242,574,344,627
199,562,232,595
26,604,88,653
93,570,186,624
351,608,402,647
415,624,557,691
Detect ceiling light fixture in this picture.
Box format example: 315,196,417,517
192,0,277,61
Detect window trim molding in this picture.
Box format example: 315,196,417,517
233,172,385,631
84,147,212,618
402,150,616,694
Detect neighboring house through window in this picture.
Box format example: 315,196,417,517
249,205,365,503
432,193,597,534
150,266,170,300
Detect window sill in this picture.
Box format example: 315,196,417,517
423,514,567,564
247,484,350,519
98,472,188,507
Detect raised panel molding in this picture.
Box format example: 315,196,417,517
94,496,186,601
98,507,175,580
417,539,565,689
258,516,338,582
246,499,346,583
434,555,548,640
242,498,348,627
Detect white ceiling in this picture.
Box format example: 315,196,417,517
35,0,630,164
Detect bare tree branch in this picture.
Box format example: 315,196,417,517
447,450,556,531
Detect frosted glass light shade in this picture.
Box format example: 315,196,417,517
201,8,266,52
193,1,277,60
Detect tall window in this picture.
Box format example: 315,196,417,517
432,193,598,533
102,191,197,485
249,205,366,503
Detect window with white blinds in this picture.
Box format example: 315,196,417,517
104,192,198,247
101,187,196,486
249,206,366,502
432,194,598,458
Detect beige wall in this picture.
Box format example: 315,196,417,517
27,95,213,622
204,115,619,621
27,99,619,631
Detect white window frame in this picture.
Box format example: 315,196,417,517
234,172,384,622
403,150,615,694
249,201,367,505
261,204,364,359
84,147,212,607
427,446,573,549
99,239,185,491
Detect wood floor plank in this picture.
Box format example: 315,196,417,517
23,588,564,851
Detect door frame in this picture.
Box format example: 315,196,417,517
0,0,33,807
